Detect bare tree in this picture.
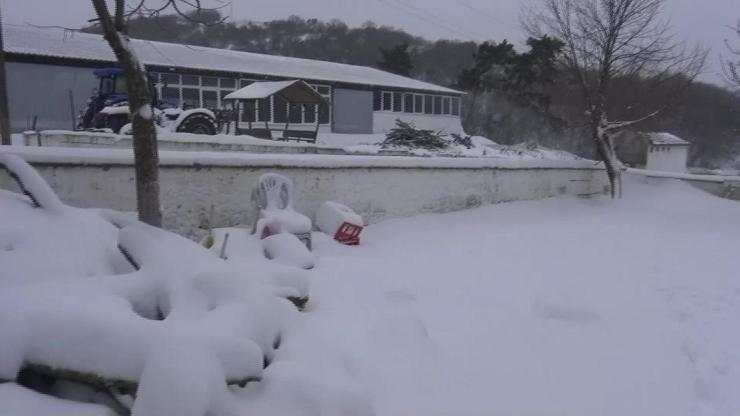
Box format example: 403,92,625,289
524,0,706,197
89,0,227,226
0,4,11,145
722,20,740,86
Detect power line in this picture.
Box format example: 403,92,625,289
375,0,479,41
393,0,489,40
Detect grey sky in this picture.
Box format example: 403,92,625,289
2,0,737,84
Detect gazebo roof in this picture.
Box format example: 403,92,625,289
223,80,326,104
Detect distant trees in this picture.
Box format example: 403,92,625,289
377,42,414,77
525,0,706,197
456,37,562,131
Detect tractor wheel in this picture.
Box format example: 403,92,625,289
176,113,216,135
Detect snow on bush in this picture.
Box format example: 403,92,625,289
0,154,369,416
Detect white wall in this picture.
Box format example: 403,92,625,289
373,112,463,134
646,145,688,173
0,148,607,239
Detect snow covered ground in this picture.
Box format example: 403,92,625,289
299,175,740,416
1,162,739,415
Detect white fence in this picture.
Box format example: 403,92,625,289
0,147,609,238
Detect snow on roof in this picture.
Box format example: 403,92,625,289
224,80,325,104
3,24,462,95
645,132,690,146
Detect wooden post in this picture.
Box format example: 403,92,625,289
0,5,12,145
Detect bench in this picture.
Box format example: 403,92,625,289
281,129,317,143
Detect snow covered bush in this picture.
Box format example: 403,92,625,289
0,154,346,416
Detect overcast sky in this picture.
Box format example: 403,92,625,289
2,0,737,84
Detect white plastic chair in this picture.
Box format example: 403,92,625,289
252,173,312,248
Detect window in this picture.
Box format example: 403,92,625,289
239,79,253,88
433,96,443,115
203,90,218,109
202,77,218,87
392,92,403,112
288,103,303,124
162,87,180,107
373,90,382,111
442,97,451,115
182,88,200,108
318,104,330,124
161,73,179,85
182,75,199,86
220,78,236,89
424,95,433,114
257,98,271,122
451,97,460,116
273,96,288,123
382,92,393,111
304,104,316,123
414,94,423,113
404,93,414,113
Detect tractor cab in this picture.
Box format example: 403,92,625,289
77,67,217,135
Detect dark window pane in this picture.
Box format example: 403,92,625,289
392,92,402,112
240,101,256,122
414,94,423,113
273,96,288,123
162,73,179,85
404,93,413,113
147,73,159,83
443,97,451,115
288,103,302,124
162,87,180,107
239,79,253,88
433,96,442,115
221,78,236,88
203,90,218,109
451,97,460,116
304,104,316,123
318,104,329,124
424,95,433,114
257,98,271,122
182,75,199,86
373,90,382,111
182,88,200,108
382,92,392,111
316,86,330,95
202,76,218,87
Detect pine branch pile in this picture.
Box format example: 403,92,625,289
450,133,473,149
383,119,449,150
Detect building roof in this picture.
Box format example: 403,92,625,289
644,132,690,146
224,80,326,104
3,24,462,95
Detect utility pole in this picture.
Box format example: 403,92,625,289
0,4,11,145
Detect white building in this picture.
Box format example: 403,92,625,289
615,131,690,173
2,24,464,136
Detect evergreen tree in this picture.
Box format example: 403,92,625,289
377,42,414,77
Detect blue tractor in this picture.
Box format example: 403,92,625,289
77,68,217,135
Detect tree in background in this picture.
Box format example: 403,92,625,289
377,42,414,77
456,37,562,132
723,20,740,86
524,0,706,197
89,0,226,227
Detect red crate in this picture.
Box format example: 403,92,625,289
335,222,362,245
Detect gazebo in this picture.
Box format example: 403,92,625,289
223,80,327,143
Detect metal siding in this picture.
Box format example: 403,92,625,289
332,88,373,134
6,62,98,132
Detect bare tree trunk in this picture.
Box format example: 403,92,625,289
0,5,12,145
91,0,162,227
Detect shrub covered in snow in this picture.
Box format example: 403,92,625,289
0,154,370,416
